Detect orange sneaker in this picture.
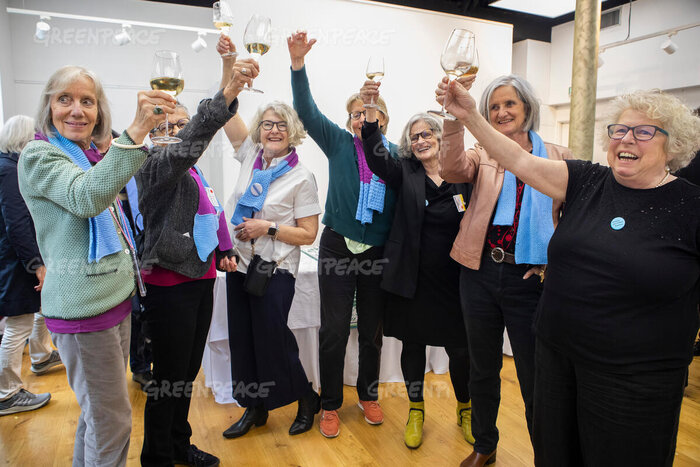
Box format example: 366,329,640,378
357,400,384,425
319,409,340,438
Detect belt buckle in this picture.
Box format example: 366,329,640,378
490,247,505,263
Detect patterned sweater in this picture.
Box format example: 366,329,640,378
17,133,146,320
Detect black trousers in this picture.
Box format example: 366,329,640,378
533,339,686,467
318,227,386,410
140,278,215,467
460,259,540,454
226,270,310,410
401,341,470,403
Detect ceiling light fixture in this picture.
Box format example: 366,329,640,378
113,24,132,46
35,16,51,40
191,32,207,53
660,33,678,55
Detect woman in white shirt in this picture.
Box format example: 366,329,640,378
217,48,322,438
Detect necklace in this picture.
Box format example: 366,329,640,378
655,169,671,188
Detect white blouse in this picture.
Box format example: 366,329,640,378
225,137,321,277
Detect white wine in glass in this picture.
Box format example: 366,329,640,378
364,56,384,109
213,1,236,57
150,50,184,145
242,14,271,94
429,29,477,120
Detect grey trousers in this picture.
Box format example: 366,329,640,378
52,315,132,467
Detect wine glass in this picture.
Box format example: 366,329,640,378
213,1,236,57
242,14,271,94
429,29,477,120
150,50,184,145
364,56,385,109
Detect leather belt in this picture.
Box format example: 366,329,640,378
485,247,516,265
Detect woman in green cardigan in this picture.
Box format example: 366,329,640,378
288,31,399,438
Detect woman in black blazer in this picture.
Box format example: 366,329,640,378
361,99,471,449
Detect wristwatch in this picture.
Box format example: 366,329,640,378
267,222,279,240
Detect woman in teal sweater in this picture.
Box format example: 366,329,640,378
288,31,398,438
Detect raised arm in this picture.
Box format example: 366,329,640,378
438,120,480,183
360,84,402,187
437,78,569,202
288,31,350,156
217,35,256,153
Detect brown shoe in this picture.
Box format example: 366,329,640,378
459,449,496,467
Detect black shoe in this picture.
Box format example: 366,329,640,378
694,339,700,356
132,371,156,392
223,405,268,439
173,444,219,467
289,389,321,435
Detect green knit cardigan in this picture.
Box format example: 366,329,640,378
17,133,146,320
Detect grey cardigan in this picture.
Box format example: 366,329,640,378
136,91,237,278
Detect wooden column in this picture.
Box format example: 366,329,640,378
568,0,601,160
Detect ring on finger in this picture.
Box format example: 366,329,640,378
153,105,164,115
241,67,247,75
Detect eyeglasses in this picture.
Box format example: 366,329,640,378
410,130,434,143
153,119,189,135
349,110,366,121
258,120,288,132
607,124,668,141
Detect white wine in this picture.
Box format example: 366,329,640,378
366,72,384,81
214,21,232,35
245,42,270,56
445,62,479,79
150,77,184,97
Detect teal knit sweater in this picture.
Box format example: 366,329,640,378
291,66,397,246
17,133,146,320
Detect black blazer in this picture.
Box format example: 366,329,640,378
0,151,43,316
361,121,470,298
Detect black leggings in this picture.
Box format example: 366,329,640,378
400,341,470,403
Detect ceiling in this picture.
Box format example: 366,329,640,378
143,0,634,43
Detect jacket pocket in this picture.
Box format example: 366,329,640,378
156,229,195,264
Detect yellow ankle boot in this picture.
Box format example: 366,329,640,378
404,401,424,449
457,400,475,445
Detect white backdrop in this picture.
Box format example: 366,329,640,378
3,0,513,225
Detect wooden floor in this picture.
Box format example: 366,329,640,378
2,349,700,466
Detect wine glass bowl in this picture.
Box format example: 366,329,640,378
150,50,184,144
429,29,477,120
364,56,384,109
213,1,236,57
242,14,271,93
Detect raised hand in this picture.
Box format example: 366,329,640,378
287,31,317,70
125,90,177,145
360,80,381,106
216,34,237,60
436,77,477,122
223,58,260,101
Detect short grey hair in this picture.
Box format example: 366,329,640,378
398,113,443,159
600,89,700,172
479,74,540,133
0,115,36,154
174,101,190,118
249,101,306,148
36,65,112,142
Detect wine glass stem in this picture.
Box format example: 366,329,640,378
164,117,169,138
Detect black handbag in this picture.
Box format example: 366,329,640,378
243,240,287,297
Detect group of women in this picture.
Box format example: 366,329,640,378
8,25,699,467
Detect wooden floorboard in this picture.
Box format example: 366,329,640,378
1,348,699,466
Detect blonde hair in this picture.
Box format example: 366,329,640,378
36,66,111,142
345,94,389,135
601,89,700,171
398,113,443,159
0,115,35,154
249,101,306,148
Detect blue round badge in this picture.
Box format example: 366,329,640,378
251,182,263,196
610,217,625,230
425,199,429,206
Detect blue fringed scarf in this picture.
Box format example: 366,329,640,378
354,135,388,224
492,131,554,265
47,130,126,263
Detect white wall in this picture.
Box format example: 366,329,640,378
4,0,513,222
0,0,15,124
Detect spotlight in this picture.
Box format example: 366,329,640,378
35,16,51,40
114,24,132,46
661,34,678,55
191,32,207,53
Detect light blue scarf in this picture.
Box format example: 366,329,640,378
231,149,298,225
47,131,124,263
492,131,554,265
354,135,388,224
192,165,223,262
